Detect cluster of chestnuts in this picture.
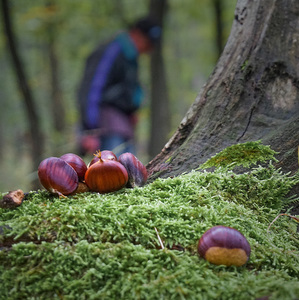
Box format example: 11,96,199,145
38,152,252,268
38,150,148,196
197,225,251,267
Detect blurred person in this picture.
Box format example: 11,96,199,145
77,16,161,157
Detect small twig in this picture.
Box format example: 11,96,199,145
267,213,299,233
0,189,24,209
154,227,164,249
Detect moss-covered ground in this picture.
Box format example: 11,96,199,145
0,142,298,299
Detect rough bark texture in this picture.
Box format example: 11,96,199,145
147,0,299,184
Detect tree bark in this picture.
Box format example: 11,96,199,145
147,0,299,181
148,0,170,159
1,0,44,175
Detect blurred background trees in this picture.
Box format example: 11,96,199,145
0,0,236,191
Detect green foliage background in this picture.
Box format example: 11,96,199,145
0,0,237,191
1,142,298,299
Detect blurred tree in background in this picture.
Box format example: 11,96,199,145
0,0,236,191
148,0,169,158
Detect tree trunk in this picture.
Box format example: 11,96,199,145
213,0,224,59
45,1,66,133
48,25,66,133
1,0,44,176
147,0,299,181
148,0,170,159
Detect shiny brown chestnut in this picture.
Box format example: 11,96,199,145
197,225,251,266
89,150,117,166
85,151,128,193
60,153,87,181
118,152,148,187
38,157,79,196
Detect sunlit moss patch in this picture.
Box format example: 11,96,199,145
200,140,278,169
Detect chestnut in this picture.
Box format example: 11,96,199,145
85,151,128,193
197,225,251,266
38,157,79,196
118,152,148,187
89,150,117,166
60,153,87,181
70,182,90,195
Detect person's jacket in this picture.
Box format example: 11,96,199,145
78,32,144,131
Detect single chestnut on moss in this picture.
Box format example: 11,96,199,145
38,157,79,196
118,152,148,187
197,225,251,267
60,153,87,181
85,151,128,193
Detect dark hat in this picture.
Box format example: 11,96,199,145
133,16,161,43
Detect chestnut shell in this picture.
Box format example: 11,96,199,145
60,153,87,181
85,159,128,193
38,157,79,196
118,152,148,187
197,225,251,266
89,150,117,166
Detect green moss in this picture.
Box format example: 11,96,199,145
1,241,298,299
241,59,249,71
200,141,278,170
0,142,298,299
